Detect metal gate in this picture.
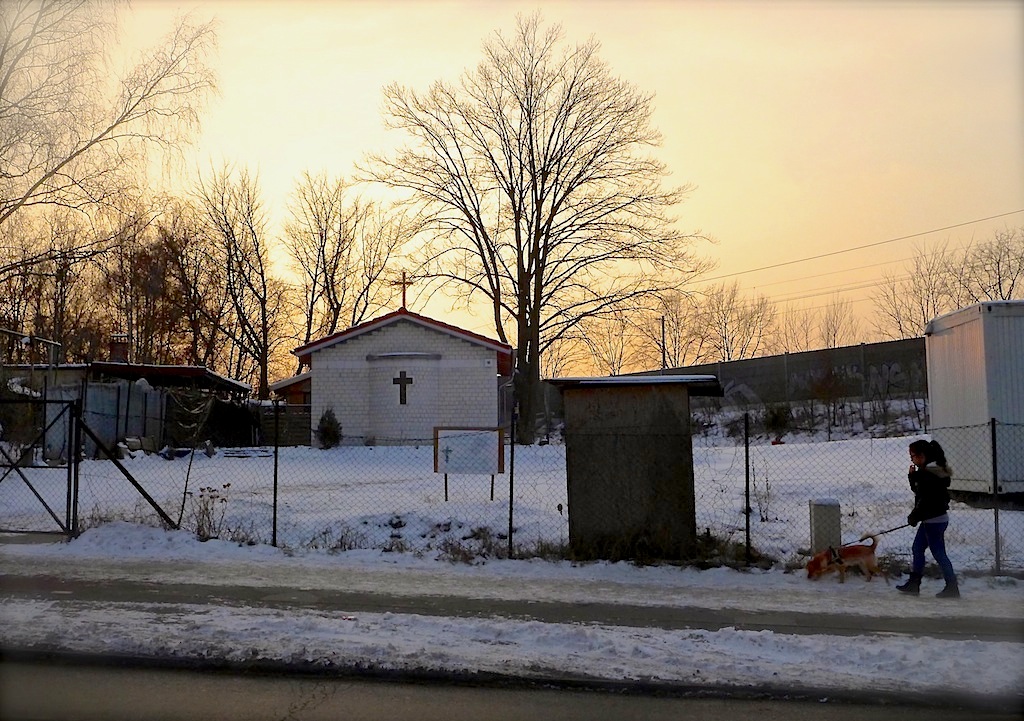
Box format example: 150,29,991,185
0,398,177,537
0,399,77,535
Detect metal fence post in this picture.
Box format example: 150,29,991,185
991,417,1001,575
507,405,516,560
65,401,74,535
744,412,751,565
71,399,82,537
273,400,280,548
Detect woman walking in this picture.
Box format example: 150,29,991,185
898,439,960,598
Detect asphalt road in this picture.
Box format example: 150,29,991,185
1,661,1019,721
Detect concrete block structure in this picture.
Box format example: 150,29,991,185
551,375,723,561
292,309,513,446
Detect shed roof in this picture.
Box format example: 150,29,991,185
268,371,311,393
550,374,723,397
88,362,251,395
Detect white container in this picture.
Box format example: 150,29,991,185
809,498,841,553
924,301,1024,493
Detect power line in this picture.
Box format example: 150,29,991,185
700,209,1024,283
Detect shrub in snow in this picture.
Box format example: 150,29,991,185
316,408,340,449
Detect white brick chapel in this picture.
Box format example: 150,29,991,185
293,308,513,446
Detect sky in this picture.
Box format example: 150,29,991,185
2,521,1023,703
120,0,1024,337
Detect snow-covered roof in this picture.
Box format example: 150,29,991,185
89,362,251,394
550,374,723,396
268,371,311,392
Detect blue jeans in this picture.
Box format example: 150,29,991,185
912,521,957,583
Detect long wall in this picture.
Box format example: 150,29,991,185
658,338,927,409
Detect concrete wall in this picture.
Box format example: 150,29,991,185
659,338,926,409
561,384,697,560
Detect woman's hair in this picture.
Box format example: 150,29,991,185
909,439,948,468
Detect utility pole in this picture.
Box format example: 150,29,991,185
661,316,667,371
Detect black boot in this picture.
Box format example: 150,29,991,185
897,572,921,595
936,579,960,599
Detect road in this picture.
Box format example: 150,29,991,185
1,661,1018,721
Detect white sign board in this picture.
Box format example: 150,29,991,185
434,427,505,475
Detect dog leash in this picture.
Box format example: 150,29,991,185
837,523,911,548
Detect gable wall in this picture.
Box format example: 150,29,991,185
310,320,501,445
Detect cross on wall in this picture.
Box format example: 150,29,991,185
393,370,413,404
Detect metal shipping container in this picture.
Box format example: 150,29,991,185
924,301,1024,494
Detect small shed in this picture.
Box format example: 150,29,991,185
550,374,723,561
268,371,311,405
293,308,513,446
924,301,1024,495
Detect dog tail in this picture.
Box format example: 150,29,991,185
857,533,878,549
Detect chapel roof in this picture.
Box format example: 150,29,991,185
292,308,513,374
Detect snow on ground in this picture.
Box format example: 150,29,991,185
2,523,1023,702
4,435,1023,572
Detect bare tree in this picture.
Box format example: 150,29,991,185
96,203,194,365
284,172,405,357
0,212,44,338
578,310,638,376
699,280,777,362
364,14,707,441
955,227,1024,303
25,209,105,362
0,0,216,231
633,290,710,370
538,334,585,379
195,167,289,399
818,294,860,349
158,203,231,368
871,242,958,339
773,302,818,354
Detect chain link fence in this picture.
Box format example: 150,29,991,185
2,398,1021,574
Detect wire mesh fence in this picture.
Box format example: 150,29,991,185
2,397,1021,574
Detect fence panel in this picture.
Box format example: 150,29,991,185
24,403,1020,574
0,399,74,534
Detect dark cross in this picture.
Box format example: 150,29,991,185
393,370,413,404
391,271,414,309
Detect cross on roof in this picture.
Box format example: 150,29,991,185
391,271,414,309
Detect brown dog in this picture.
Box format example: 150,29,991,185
806,535,888,584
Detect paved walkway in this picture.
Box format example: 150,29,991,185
2,573,1022,644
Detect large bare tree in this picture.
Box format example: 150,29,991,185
365,14,706,441
284,172,406,358
0,0,216,232
195,167,289,399
158,202,231,368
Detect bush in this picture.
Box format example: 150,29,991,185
315,408,341,449
764,403,791,440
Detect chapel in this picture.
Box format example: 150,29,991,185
291,308,513,446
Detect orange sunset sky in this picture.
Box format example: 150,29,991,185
121,0,1024,339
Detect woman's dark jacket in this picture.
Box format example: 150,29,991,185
908,462,951,525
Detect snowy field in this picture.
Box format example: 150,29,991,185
1,523,1023,705
2,434,1021,572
